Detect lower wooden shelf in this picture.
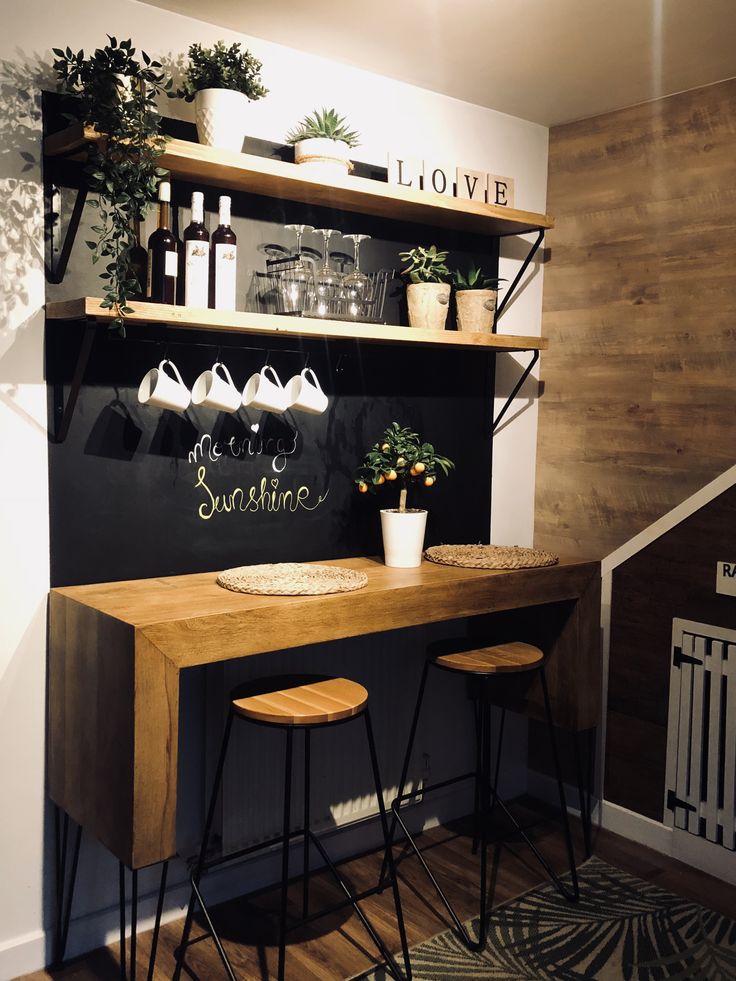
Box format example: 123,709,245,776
46,297,548,352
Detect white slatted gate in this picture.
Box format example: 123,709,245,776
664,618,736,850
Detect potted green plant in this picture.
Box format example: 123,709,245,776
399,245,452,330
355,422,454,568
285,107,360,178
452,264,507,332
52,36,172,322
175,41,268,152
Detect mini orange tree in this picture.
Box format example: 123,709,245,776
355,421,454,512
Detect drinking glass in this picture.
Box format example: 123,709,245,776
342,234,371,319
279,224,314,314
312,228,343,317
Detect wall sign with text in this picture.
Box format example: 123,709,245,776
388,155,515,208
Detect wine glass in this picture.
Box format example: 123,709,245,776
342,234,371,319
312,228,343,317
279,224,314,314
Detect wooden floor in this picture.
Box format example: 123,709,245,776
19,799,736,980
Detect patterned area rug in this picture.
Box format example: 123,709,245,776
360,858,736,980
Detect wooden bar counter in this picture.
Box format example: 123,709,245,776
48,555,601,869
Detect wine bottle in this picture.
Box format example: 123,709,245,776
209,195,237,311
147,181,178,304
129,219,148,301
183,191,210,308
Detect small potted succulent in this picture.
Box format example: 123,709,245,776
399,245,452,331
452,264,507,333
285,107,360,178
355,422,454,568
175,41,268,152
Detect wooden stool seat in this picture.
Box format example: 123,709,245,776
434,641,543,675
232,674,368,726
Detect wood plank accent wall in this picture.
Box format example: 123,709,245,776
535,78,736,559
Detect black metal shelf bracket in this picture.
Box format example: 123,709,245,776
493,228,545,329
45,183,87,285
53,319,96,444
492,348,540,434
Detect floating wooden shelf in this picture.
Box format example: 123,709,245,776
46,297,548,351
44,124,554,238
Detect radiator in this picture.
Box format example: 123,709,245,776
664,618,736,850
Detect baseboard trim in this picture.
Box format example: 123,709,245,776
0,928,47,981
601,800,736,886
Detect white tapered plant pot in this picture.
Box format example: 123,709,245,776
380,508,428,568
293,137,352,179
406,282,451,330
194,88,249,152
456,289,498,332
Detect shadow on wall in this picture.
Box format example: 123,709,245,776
0,50,55,373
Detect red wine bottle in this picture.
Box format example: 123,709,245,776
183,191,210,308
209,195,237,311
129,219,148,301
146,181,178,304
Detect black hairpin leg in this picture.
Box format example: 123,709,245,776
173,710,236,981
51,807,83,968
380,659,430,886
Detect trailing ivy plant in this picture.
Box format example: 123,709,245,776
355,421,454,512
286,108,360,148
174,41,268,101
53,36,172,322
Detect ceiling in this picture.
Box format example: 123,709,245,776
142,0,736,126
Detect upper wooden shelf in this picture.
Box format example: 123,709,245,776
46,297,548,352
44,124,554,238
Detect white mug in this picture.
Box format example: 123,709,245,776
191,361,241,413
286,367,328,415
242,364,290,414
138,359,191,411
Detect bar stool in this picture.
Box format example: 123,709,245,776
385,640,579,953
173,673,411,981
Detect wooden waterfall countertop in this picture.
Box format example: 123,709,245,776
49,555,600,868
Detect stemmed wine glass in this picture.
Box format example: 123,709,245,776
342,234,371,319
312,228,342,317
279,223,314,314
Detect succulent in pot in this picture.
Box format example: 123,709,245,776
452,264,507,333
355,421,454,568
175,41,268,152
285,107,360,178
399,245,452,331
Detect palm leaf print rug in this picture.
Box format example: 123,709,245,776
360,857,736,980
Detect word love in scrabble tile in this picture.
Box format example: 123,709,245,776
387,155,515,208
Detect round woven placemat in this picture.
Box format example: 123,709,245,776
216,562,369,596
424,544,559,570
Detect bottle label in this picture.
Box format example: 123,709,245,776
214,243,237,310
146,251,153,298
165,250,178,279
185,240,210,308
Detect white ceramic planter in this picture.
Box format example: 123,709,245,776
406,282,451,330
456,289,498,332
293,137,352,179
380,508,428,568
194,88,249,152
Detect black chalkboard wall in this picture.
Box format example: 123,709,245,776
46,124,500,587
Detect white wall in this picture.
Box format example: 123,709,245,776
0,2,548,974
